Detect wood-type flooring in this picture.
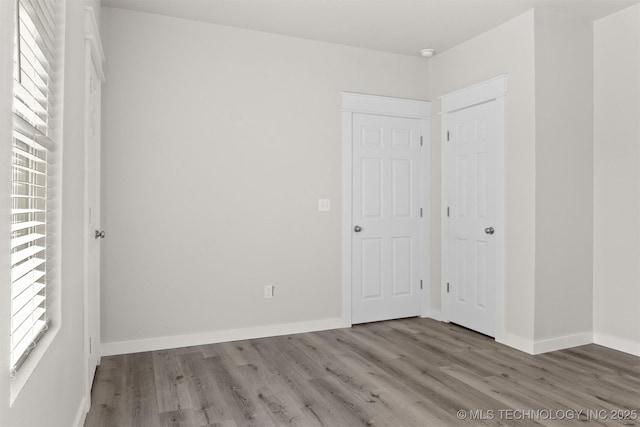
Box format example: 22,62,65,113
84,318,640,427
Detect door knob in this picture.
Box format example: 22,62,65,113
95,230,105,239
484,227,495,235
354,225,363,233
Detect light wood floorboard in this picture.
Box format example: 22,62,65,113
85,318,640,427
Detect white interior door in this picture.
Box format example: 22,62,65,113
444,101,499,337
351,113,423,324
84,46,102,389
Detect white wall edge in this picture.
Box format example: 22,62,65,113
532,332,593,355
101,318,343,356
594,333,640,357
72,395,88,427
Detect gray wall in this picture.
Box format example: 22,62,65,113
533,9,593,342
594,4,640,353
100,7,430,348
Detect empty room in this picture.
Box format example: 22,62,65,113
1,0,639,426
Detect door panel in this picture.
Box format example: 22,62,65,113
445,101,497,337
85,50,102,389
361,238,383,299
352,113,422,324
392,237,412,296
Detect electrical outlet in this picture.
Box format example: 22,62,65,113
264,285,274,298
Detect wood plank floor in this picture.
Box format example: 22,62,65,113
84,318,640,427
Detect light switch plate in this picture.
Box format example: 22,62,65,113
318,198,331,212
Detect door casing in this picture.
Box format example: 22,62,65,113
440,75,506,342
341,93,431,327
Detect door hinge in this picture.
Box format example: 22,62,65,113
420,279,423,290
420,207,423,217
89,337,92,354
420,136,424,146
447,206,450,217
446,131,450,141
446,282,450,293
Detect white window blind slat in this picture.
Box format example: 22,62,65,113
18,23,50,73
11,232,45,249
13,98,47,129
13,130,48,152
12,208,45,214
15,83,47,116
31,0,56,37
11,289,45,319
10,0,61,375
12,302,44,335
10,245,46,266
20,2,54,63
11,271,46,304
11,319,46,365
12,145,47,164
10,220,45,233
13,164,46,177
11,258,45,283
12,313,45,355
13,108,49,140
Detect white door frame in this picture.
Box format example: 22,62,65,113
341,93,431,327
83,6,105,411
440,75,506,341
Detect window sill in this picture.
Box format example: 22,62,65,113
10,323,59,406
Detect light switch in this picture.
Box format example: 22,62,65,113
318,198,331,212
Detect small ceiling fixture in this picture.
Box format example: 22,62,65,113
420,48,436,58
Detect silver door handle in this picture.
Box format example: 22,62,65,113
354,225,363,233
484,227,495,235
95,230,105,239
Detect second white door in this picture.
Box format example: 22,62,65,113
444,100,499,337
352,113,423,324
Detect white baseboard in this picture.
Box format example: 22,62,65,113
532,332,593,355
101,317,343,356
497,333,535,354
422,308,444,322
594,333,640,356
72,395,88,427
498,332,594,355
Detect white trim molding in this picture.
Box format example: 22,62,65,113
499,332,602,355
101,318,343,356
422,308,444,322
532,332,594,355
497,333,535,354
439,74,508,113
73,395,89,427
341,92,431,328
594,333,640,357
342,92,430,119
84,7,105,83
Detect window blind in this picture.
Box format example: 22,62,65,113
10,0,59,376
